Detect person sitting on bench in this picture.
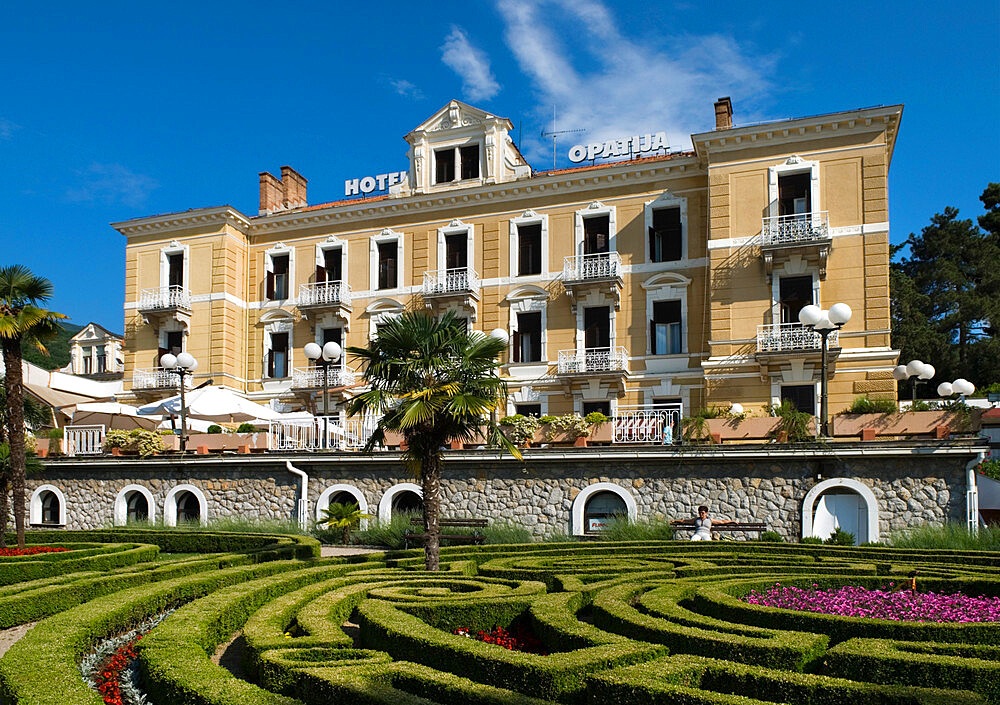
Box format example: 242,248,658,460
672,505,735,541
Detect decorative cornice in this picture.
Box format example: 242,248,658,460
112,206,251,237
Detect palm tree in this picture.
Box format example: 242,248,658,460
317,501,372,545
0,265,65,549
346,311,520,570
0,385,51,547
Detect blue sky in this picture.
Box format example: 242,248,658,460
1,1,997,331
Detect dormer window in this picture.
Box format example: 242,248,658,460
434,144,480,185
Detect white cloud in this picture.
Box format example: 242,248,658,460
440,26,501,101
390,78,425,100
495,0,774,163
65,163,158,208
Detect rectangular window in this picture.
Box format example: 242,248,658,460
82,348,92,374
515,403,541,417
583,401,610,416
460,144,480,180
267,254,289,300
377,241,398,289
269,332,289,379
649,207,682,262
517,222,542,276
435,148,455,184
779,276,813,324
583,215,610,255
445,232,468,270
778,172,811,216
320,328,343,368
650,300,682,355
96,345,107,373
167,252,184,287
583,306,611,349
513,311,542,363
781,385,815,415
318,248,342,282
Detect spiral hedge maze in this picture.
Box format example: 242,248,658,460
2,532,1000,704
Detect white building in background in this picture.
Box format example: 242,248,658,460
66,323,124,378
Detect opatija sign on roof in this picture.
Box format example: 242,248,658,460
568,132,669,164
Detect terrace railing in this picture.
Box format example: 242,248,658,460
290,367,356,390
760,212,829,247
562,252,621,282
613,405,683,444
298,280,351,308
557,346,629,374
268,416,379,451
422,267,480,296
64,425,105,456
138,285,191,312
132,367,182,390
756,323,837,353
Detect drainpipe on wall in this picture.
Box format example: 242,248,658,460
286,460,309,532
967,451,985,535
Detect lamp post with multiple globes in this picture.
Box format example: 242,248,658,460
302,341,343,449
937,378,976,402
159,352,198,453
797,302,852,438
891,360,936,405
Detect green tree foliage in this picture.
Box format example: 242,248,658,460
317,501,373,545
346,312,519,570
20,321,82,371
890,184,1000,395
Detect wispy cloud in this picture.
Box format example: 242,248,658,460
495,0,774,160
440,26,501,101
0,118,19,140
390,78,425,100
66,162,158,208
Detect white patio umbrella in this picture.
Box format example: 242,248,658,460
137,386,285,423
69,402,160,430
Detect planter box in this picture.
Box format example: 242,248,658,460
183,432,267,451
832,410,974,438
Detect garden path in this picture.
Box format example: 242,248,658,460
319,546,384,557
0,622,34,658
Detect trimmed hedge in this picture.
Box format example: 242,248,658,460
0,542,158,585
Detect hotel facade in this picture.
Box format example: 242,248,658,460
113,98,902,423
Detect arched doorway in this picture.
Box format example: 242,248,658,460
126,491,150,522
392,490,423,517
583,491,627,534
377,483,423,523
175,491,201,524
40,491,61,526
802,478,879,545
315,484,370,529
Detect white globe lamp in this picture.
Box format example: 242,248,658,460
489,328,510,345
730,403,744,416
322,341,343,362
891,365,909,381
303,342,322,361
918,363,935,380
937,382,954,397
159,353,177,369
828,303,852,326
175,352,195,370
953,379,975,396
798,304,822,327
905,360,925,377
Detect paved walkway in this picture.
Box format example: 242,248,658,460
0,622,35,658
320,546,386,558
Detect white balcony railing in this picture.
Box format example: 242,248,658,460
64,425,105,456
562,252,621,282
132,367,184,390
290,367,356,389
268,416,378,451
761,211,829,247
756,323,838,353
298,281,351,308
613,405,683,444
138,285,191,311
557,346,629,374
422,268,480,296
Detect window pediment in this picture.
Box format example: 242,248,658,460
642,272,692,290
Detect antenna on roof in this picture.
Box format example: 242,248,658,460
540,106,584,170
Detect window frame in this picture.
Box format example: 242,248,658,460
264,243,295,302
643,272,692,357
643,191,688,264
369,229,405,293
508,210,549,279
767,156,820,219
436,220,474,274
431,140,484,186
315,236,347,285
650,299,683,356
159,240,190,291
573,202,617,258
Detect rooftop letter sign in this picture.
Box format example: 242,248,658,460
568,132,668,164
345,171,408,197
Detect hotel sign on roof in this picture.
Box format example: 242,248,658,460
568,131,669,163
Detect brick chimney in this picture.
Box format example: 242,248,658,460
258,171,283,215
280,165,308,209
714,96,733,130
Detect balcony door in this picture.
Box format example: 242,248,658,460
445,232,468,270
167,253,184,287
779,276,813,324
157,331,183,366
583,306,610,349
778,172,811,216
317,248,342,283
583,215,610,255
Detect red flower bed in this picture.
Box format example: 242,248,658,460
93,635,141,705
0,546,69,557
452,624,548,655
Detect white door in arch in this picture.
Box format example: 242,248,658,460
813,490,866,545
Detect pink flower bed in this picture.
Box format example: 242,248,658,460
743,583,1000,623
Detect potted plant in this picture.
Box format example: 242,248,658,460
767,401,813,443
498,414,540,448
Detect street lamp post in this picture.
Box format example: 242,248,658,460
937,378,976,402
159,352,198,452
303,341,343,449
798,302,852,438
892,360,936,406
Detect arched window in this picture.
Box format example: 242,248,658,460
802,478,879,544
392,491,423,516
40,491,61,525
175,491,201,524
126,491,150,523
583,491,627,534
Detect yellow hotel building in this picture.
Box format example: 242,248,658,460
113,98,901,421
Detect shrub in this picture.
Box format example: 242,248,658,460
334,511,418,549
768,400,813,442
543,414,591,440
499,414,540,446
236,422,258,433
908,399,938,412
889,523,1000,551
206,424,224,434
976,459,1000,482
800,536,823,545
584,411,608,426
600,516,674,541
104,429,165,457
824,528,856,546
847,396,898,414
483,521,532,545
758,531,785,543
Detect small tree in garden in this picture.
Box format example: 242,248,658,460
318,502,372,545
346,311,520,571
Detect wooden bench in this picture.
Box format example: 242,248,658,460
671,521,767,540
404,518,488,549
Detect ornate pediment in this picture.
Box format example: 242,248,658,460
408,100,503,137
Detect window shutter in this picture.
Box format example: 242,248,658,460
267,348,274,378
512,330,521,363
316,265,326,283
649,226,657,262
266,272,275,299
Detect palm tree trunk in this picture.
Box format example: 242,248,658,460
422,452,442,571
0,475,9,548
1,341,27,550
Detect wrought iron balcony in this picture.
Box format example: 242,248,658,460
297,281,352,309
290,366,356,390
756,323,838,353
132,367,184,391
268,415,378,451
137,285,191,313
556,346,629,375
422,267,480,297
612,404,683,444
562,252,622,283
761,212,830,247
